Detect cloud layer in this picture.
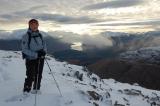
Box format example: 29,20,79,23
83,0,144,10
0,0,160,34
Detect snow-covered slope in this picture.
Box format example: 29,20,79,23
0,50,160,106
120,46,160,64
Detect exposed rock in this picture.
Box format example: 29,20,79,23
87,91,102,101
74,71,83,81
123,89,142,96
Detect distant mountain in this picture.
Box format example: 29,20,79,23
53,47,123,66
0,30,71,54
120,46,160,65
107,31,160,50
88,59,160,90
88,46,160,90
0,39,21,50
1,30,160,66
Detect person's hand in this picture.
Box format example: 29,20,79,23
37,50,46,58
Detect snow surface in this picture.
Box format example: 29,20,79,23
0,50,160,106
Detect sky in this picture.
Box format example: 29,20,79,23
0,0,160,51
0,0,160,35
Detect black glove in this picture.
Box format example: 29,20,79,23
37,50,46,58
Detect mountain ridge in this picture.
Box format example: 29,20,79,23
0,50,160,106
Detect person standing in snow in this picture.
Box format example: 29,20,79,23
21,19,47,94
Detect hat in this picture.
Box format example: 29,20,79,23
28,19,39,25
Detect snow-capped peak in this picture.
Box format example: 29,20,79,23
120,46,160,64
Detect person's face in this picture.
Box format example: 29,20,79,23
29,22,39,31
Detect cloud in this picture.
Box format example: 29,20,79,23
0,29,113,49
81,34,113,49
93,19,160,26
0,0,159,34
14,5,47,15
48,31,113,49
0,13,102,24
0,5,47,20
31,13,102,24
83,0,144,10
0,5,103,25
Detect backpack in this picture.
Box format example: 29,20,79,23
22,32,44,59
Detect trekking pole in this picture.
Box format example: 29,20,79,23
44,58,63,97
34,58,41,106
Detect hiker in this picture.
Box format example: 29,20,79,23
21,19,47,95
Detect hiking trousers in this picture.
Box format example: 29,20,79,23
23,58,44,92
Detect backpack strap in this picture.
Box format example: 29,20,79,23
38,33,44,45
27,32,31,49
